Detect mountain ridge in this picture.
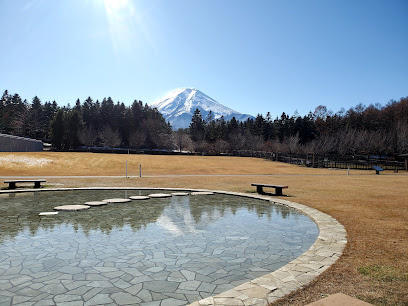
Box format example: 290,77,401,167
150,88,254,129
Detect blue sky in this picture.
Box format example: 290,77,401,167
1,0,407,118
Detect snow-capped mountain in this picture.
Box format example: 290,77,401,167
150,88,254,129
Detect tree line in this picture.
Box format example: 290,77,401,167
1,89,407,156
0,90,172,150
185,97,408,156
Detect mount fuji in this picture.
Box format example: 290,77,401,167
150,88,254,129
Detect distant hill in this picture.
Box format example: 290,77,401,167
150,88,254,129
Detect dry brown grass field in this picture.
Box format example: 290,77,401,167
1,152,407,305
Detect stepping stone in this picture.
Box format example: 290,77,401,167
39,212,58,216
148,193,172,198
191,192,214,195
54,205,90,211
102,198,132,203
171,192,189,196
129,196,150,200
84,201,108,206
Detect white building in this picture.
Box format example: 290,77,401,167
0,133,43,152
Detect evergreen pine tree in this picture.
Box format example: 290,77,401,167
189,109,205,142
51,109,65,149
66,110,84,149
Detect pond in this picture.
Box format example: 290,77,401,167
0,189,319,305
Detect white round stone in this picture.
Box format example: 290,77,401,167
148,193,172,198
102,198,132,203
84,201,108,206
129,196,150,200
191,192,215,195
171,192,189,196
54,205,90,211
39,212,59,216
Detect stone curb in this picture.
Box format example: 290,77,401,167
192,191,347,306
0,187,347,306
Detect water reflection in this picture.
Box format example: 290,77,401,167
0,190,297,242
0,190,297,243
0,190,319,305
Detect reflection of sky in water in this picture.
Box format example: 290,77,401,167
0,190,319,305
0,190,314,242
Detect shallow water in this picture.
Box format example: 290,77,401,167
0,190,318,305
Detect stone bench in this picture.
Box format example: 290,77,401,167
251,183,288,196
4,179,46,189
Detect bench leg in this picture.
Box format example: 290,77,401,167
34,182,41,188
256,186,264,194
8,182,16,190
275,187,283,196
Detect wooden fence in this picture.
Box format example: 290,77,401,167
231,150,406,171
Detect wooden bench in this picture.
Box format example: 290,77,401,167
251,183,288,196
4,179,46,189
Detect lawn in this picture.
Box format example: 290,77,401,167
1,152,407,305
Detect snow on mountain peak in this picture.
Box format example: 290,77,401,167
150,88,254,129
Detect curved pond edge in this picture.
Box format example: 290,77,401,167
0,187,347,306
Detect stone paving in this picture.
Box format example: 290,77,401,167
0,188,346,306
191,191,347,306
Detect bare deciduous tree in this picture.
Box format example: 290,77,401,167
364,130,390,155
244,135,264,151
396,121,408,153
159,133,175,150
99,125,121,151
312,134,338,154
228,133,245,151
78,126,97,151
193,140,208,154
262,139,285,153
12,108,29,136
129,130,146,149
212,139,229,155
174,129,193,152
338,128,366,156
286,133,300,154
